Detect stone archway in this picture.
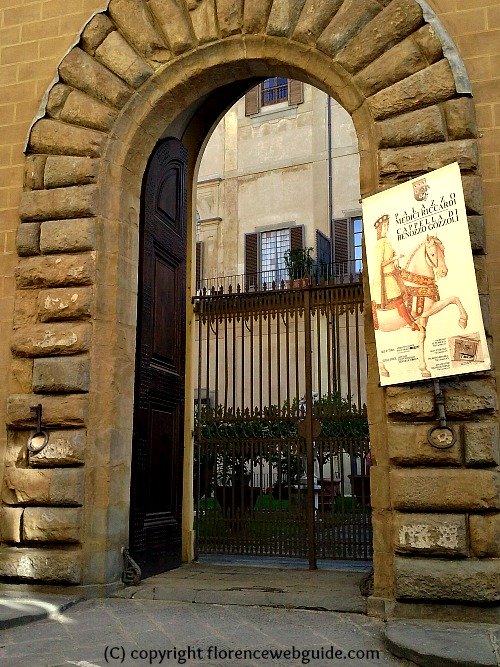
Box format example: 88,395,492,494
3,0,496,612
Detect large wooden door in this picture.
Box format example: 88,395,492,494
129,137,188,578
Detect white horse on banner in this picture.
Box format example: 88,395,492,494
372,234,468,378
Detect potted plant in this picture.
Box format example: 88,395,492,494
284,247,314,288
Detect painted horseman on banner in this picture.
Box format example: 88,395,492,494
371,213,468,379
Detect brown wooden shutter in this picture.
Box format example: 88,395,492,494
245,85,261,116
244,232,258,291
333,218,349,276
290,225,304,250
195,240,203,291
288,80,304,106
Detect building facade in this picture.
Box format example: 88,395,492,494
0,0,498,617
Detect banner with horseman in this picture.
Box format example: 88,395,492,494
362,162,490,386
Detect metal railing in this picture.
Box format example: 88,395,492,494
196,260,363,295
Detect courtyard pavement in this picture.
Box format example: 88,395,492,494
0,559,498,667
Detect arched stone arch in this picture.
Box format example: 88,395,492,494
4,0,495,611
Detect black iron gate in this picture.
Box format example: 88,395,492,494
193,276,371,567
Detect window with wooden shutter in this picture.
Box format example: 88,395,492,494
333,218,349,277
245,86,261,116
195,241,203,291
244,233,258,291
288,80,304,106
290,225,304,250
316,230,331,280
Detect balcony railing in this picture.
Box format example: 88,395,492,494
196,260,363,295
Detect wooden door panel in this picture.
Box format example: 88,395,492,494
129,137,187,578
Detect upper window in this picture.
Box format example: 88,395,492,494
261,77,289,106
245,79,304,116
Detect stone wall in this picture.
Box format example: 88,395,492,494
0,0,497,611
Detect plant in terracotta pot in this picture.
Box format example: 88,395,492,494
284,246,314,287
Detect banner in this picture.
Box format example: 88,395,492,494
362,162,490,386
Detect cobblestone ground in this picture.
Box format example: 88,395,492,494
0,598,412,667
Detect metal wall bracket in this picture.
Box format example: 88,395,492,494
121,547,142,586
427,379,456,449
27,403,49,454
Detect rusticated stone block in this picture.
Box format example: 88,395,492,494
442,378,497,417
109,0,170,63
394,512,467,556
243,0,274,33
0,507,23,543
29,429,86,467
7,394,88,428
412,23,443,62
95,31,154,88
16,253,95,288
16,222,40,256
44,157,99,189
317,0,382,57
216,0,244,37
40,218,96,254
469,514,500,558
369,60,456,121
189,0,219,44
292,0,342,44
468,216,485,253
6,428,86,467
394,556,499,602
443,98,477,140
19,185,98,222
335,0,423,75
59,48,132,109
14,290,39,328
388,422,462,466
462,174,483,215
23,507,82,543
379,139,478,178
464,422,500,467
391,469,499,511
24,155,46,190
29,120,105,158
33,356,90,393
267,0,306,36
354,36,428,99
81,13,114,55
9,358,34,394
385,385,434,418
2,467,84,506
378,106,446,149
47,84,117,132
473,255,488,294
11,322,91,357
0,546,82,583
148,0,196,54
38,287,93,321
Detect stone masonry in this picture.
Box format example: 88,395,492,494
0,0,498,614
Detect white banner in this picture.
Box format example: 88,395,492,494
362,162,490,386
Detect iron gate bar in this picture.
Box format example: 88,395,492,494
193,279,371,561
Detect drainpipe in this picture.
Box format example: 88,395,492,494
327,95,334,266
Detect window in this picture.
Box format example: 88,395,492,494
245,79,304,115
352,217,363,275
245,226,304,291
332,216,363,281
315,218,363,283
261,77,288,106
260,228,290,284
